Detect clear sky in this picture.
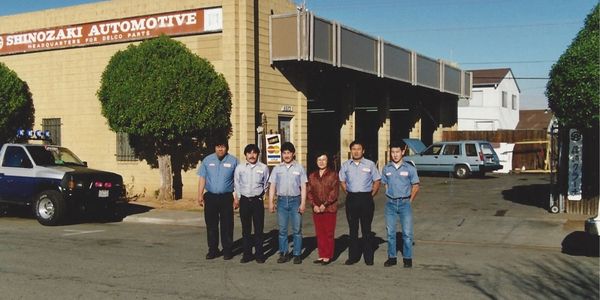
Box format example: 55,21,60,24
0,0,597,109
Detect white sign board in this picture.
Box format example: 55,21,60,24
567,129,582,201
265,134,282,166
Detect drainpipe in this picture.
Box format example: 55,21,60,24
254,0,261,144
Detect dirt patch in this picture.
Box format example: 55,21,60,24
563,219,585,231
128,197,202,211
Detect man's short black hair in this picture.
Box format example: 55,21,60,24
390,140,407,150
281,142,296,153
244,144,260,154
349,140,365,149
213,137,229,148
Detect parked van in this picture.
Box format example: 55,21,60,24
403,139,502,179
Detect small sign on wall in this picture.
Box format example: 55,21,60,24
281,105,293,112
568,129,582,201
265,134,282,166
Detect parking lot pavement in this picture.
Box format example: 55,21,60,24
1,173,598,299
122,173,594,251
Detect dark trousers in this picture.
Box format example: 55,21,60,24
345,192,374,263
204,192,234,256
239,195,265,259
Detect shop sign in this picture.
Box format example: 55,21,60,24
567,129,582,201
265,134,282,166
0,7,222,56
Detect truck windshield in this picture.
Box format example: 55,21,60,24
26,145,85,166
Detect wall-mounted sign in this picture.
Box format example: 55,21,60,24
281,105,293,112
568,129,582,201
265,134,282,166
0,7,222,56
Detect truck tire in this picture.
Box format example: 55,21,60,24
34,190,67,226
454,165,470,179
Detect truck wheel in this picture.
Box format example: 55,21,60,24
34,190,66,226
454,165,470,179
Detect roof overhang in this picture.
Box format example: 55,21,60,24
270,11,472,98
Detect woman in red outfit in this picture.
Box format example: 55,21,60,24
307,152,339,265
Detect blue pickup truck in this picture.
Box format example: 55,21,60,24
0,142,125,225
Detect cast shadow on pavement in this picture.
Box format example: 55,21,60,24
1,202,154,225
239,230,387,262
501,183,550,209
561,231,599,257
449,256,599,299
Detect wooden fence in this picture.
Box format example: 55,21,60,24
442,130,549,170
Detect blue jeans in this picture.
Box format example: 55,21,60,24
385,198,413,259
277,196,303,256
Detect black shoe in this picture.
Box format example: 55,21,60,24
277,254,290,263
403,258,413,268
223,253,233,260
256,257,266,264
313,259,324,264
344,259,357,265
321,260,331,266
365,260,374,266
384,258,397,267
240,256,253,263
205,252,218,260
293,256,302,264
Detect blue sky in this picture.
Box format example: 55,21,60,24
1,0,597,109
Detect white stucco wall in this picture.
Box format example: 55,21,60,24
458,71,520,130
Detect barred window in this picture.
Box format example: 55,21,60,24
116,132,136,161
42,118,61,145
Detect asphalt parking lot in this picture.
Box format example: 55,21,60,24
0,173,598,299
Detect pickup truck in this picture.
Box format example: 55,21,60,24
0,143,125,225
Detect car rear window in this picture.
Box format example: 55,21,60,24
480,143,494,155
465,144,477,156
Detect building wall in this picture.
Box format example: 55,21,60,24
0,0,298,199
458,72,520,130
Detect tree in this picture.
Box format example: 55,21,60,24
0,62,35,144
97,35,232,200
546,4,599,129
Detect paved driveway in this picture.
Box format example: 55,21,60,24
0,173,598,299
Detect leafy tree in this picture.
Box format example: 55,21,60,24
98,35,232,200
0,62,34,144
546,4,599,129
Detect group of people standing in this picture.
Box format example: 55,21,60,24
197,139,419,268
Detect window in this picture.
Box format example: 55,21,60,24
116,132,136,161
442,144,461,155
465,144,478,157
512,95,517,110
501,91,508,108
2,146,33,168
423,144,443,155
42,118,61,145
278,116,292,143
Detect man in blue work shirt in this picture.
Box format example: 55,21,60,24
234,144,270,264
268,142,307,264
339,140,381,266
381,140,419,268
197,139,238,260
